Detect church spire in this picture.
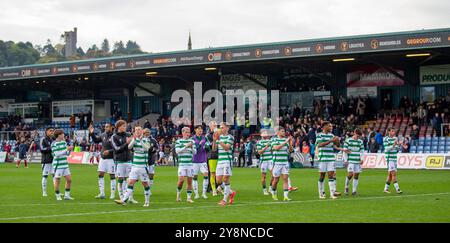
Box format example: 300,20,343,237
188,31,192,50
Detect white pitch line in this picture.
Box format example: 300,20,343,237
0,201,210,207
0,192,449,221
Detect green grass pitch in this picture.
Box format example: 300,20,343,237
0,163,450,222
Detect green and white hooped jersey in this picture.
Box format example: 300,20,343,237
131,138,149,168
51,140,69,169
270,137,290,165
344,137,364,164
383,136,398,163
256,139,272,164
176,138,195,166
315,132,336,163
216,134,234,165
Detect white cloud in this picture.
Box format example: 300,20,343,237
0,0,449,53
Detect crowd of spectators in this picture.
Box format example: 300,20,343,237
1,91,450,167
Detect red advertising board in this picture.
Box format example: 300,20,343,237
67,152,88,164
347,65,404,87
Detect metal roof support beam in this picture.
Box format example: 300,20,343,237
363,59,409,85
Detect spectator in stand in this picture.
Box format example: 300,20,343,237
70,114,76,129
417,105,427,126
368,137,380,153
432,113,443,136
79,112,85,130
237,139,245,167
356,97,366,121
401,137,411,153
144,119,151,129
245,138,254,167
301,140,310,165
16,137,30,168
86,110,92,128
411,125,420,146
399,96,411,115
309,140,315,168
375,130,384,152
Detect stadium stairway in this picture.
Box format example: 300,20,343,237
130,112,161,128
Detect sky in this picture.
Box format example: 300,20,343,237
1,0,449,53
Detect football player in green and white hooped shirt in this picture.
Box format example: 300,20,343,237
175,127,197,203
212,122,237,206
270,127,294,201
115,126,152,207
342,128,365,196
51,129,74,201
256,129,273,195
383,127,403,194
315,121,341,199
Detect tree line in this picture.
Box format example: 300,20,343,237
0,38,146,67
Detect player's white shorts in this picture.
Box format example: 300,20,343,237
128,167,149,182
147,165,155,174
260,161,271,173
387,161,397,172
272,164,289,177
347,163,362,173
53,168,71,178
42,163,53,176
193,162,208,175
98,158,115,174
116,163,132,178
318,162,336,172
178,165,194,177
216,163,232,176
